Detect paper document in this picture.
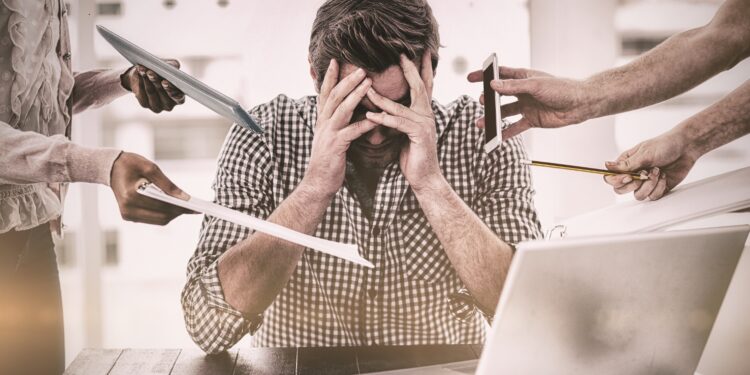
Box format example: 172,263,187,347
96,25,263,134
137,183,373,268
558,166,750,238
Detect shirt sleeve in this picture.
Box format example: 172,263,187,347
452,134,542,322
472,135,543,246
181,122,276,354
71,68,130,114
0,122,121,186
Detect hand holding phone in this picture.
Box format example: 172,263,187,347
483,53,502,153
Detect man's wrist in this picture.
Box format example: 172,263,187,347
411,174,451,201
297,176,339,203
580,78,610,121
672,119,708,162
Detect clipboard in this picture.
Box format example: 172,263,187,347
96,25,263,134
137,183,374,268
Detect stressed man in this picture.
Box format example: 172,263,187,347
182,0,541,353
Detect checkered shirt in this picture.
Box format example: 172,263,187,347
181,94,542,353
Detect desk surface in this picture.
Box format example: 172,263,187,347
64,345,482,375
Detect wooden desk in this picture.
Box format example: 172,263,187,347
64,345,482,375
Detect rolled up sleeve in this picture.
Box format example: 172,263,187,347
181,122,275,353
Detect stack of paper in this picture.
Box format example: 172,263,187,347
558,166,750,238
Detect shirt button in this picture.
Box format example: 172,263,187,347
367,289,378,299
372,226,381,236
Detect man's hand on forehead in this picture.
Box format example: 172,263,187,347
363,52,444,193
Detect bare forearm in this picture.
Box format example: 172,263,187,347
217,178,334,316
413,177,513,314
678,79,750,159
585,0,750,118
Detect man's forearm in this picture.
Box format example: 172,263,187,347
678,79,750,159
585,0,750,118
413,176,513,314
217,178,335,317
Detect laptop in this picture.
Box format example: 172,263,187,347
365,225,749,374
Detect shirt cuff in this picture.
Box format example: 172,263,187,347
201,259,264,335
65,143,122,186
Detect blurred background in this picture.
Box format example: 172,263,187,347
60,0,748,373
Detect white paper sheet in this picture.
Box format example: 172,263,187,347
137,183,373,268
96,25,263,134
558,166,750,238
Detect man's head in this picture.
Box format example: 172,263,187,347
308,0,440,168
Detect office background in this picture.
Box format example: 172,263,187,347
59,0,749,373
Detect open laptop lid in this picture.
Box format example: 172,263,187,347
477,225,749,375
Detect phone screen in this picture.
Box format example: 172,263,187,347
483,62,498,144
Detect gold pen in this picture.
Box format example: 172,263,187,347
521,160,648,180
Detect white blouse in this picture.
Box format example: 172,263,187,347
0,0,125,234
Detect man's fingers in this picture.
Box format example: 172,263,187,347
475,117,485,129
321,67,365,120
490,79,537,97
603,174,634,189
467,66,530,82
648,173,669,200
365,111,415,134
501,117,532,140
614,181,641,195
318,59,339,115
500,101,522,118
399,54,430,110
467,69,482,82
420,51,434,98
634,168,660,201
330,78,372,127
338,119,380,143
366,88,423,123
498,66,531,79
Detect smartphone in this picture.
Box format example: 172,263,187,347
482,53,502,153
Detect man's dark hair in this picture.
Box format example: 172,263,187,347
309,0,440,90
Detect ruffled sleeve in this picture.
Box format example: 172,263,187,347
0,183,61,233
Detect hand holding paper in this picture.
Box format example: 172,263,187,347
137,183,373,268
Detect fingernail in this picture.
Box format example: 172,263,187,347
605,161,616,166
622,176,632,184
367,88,375,95
356,68,365,76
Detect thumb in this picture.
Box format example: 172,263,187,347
143,163,190,201
163,58,181,69
490,79,536,96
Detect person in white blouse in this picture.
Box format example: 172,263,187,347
0,1,191,374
